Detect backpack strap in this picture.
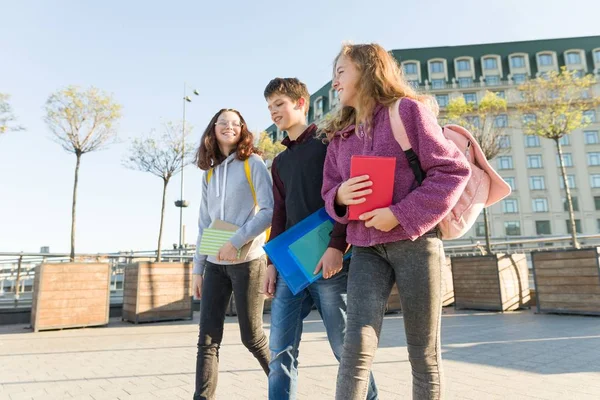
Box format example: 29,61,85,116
388,98,425,185
244,158,257,207
206,168,213,183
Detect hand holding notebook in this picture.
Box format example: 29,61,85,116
348,155,396,220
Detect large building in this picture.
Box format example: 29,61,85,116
265,36,600,244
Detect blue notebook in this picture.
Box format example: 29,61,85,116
264,208,351,295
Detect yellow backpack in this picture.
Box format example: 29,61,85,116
206,158,271,241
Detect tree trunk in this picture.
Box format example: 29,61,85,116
556,138,580,249
70,152,82,261
483,207,492,255
156,178,169,262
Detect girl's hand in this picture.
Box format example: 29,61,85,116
217,241,239,262
335,175,373,206
192,274,203,299
360,207,400,232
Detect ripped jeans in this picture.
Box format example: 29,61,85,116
268,259,378,400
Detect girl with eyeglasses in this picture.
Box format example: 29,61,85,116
192,108,274,400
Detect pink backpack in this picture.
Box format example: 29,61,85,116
389,98,511,240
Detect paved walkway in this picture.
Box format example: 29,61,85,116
1,308,599,399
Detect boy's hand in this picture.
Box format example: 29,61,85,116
314,248,343,279
335,175,373,206
217,241,239,262
262,264,278,298
360,207,400,232
192,274,203,300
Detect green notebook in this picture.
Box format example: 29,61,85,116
288,220,334,279
198,228,237,257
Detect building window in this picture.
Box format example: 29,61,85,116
486,75,500,86
498,156,513,170
592,175,600,188
503,199,519,213
404,62,418,75
595,196,600,210
556,153,573,167
529,176,546,190
566,52,582,65
430,61,444,73
536,220,551,235
458,77,473,88
457,60,471,71
504,221,521,236
566,220,583,234
435,94,449,107
559,175,576,189
563,197,579,212
431,79,445,89
585,131,599,144
583,110,597,123
513,73,527,84
588,152,600,166
522,114,536,126
527,155,543,169
467,116,481,128
463,93,477,104
499,135,511,148
494,115,508,128
314,98,324,119
494,90,506,99
538,54,554,66
525,135,541,147
595,50,600,63
558,135,570,146
598,219,600,233
475,222,486,237
532,198,549,213
504,177,516,191
483,58,498,70
511,56,526,68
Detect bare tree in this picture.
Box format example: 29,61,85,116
517,67,599,249
44,86,122,260
0,93,25,135
123,122,195,261
445,91,509,254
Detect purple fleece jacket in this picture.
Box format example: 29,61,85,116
321,97,471,247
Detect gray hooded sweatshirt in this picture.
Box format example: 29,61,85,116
193,153,274,274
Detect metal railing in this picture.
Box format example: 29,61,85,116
1,233,599,310
0,249,195,309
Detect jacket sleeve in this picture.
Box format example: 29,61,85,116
321,140,351,224
389,98,471,240
193,173,212,274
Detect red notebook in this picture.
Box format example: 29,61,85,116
349,155,396,220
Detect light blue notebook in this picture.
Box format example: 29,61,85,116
287,220,334,280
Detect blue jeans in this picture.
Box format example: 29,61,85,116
268,260,378,400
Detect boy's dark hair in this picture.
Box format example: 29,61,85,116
264,77,310,116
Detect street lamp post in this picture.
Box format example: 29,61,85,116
174,83,199,250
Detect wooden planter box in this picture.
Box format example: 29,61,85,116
31,263,111,332
122,262,193,323
386,256,454,313
452,253,530,311
532,248,600,316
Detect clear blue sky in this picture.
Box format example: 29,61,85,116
1,0,599,254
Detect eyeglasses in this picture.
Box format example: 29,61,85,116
215,120,243,128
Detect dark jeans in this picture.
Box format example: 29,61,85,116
336,233,445,400
194,257,270,400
